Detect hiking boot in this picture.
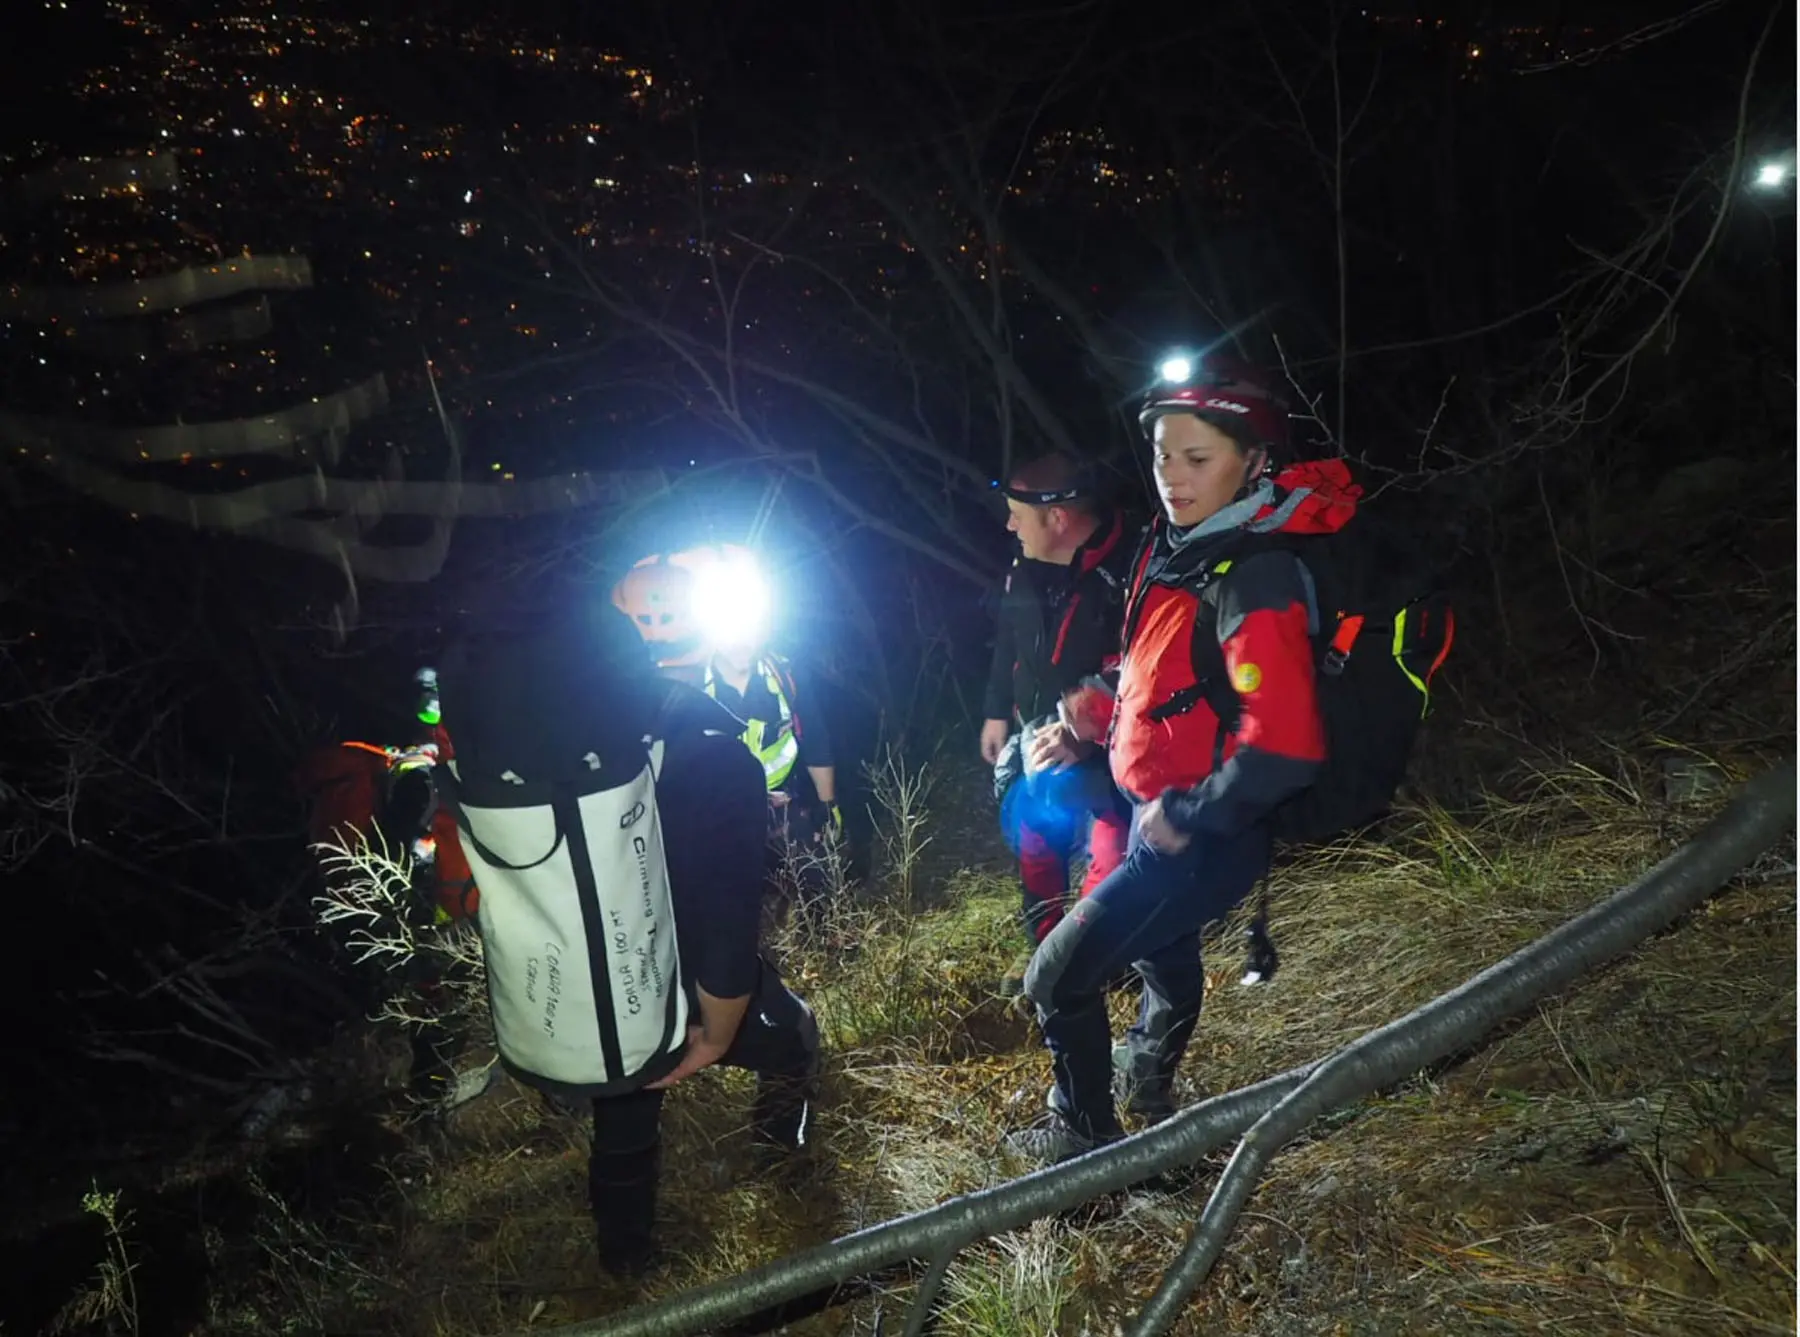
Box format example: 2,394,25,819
1004,1115,1119,1167
751,1077,815,1153
1112,1040,1176,1122
1121,1080,1177,1123
750,1008,821,1153
596,1234,661,1282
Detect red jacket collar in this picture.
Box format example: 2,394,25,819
1071,509,1125,575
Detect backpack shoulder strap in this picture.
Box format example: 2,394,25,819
656,678,746,745
1160,560,1246,732
1153,541,1319,732
1119,524,1162,654
762,654,799,725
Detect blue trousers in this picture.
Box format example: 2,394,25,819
1023,806,1270,1139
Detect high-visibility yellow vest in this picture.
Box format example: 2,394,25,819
704,658,799,791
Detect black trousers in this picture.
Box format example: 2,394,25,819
587,956,817,1261
1024,810,1269,1139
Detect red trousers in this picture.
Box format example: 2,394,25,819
1016,804,1130,943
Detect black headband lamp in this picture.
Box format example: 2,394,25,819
991,478,1087,506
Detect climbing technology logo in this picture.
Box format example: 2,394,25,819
1233,662,1263,694
1204,398,1252,414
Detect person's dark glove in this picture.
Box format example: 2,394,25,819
801,800,843,844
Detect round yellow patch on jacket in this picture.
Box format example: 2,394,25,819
1232,662,1263,694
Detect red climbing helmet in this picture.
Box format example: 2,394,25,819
1139,353,1292,456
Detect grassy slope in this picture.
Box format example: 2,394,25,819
48,488,1795,1336
183,745,1794,1337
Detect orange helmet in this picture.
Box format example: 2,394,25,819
611,555,704,667
610,544,767,668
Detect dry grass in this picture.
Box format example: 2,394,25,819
194,746,1795,1337
1083,752,1796,1337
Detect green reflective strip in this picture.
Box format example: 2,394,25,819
708,660,798,789
1392,607,1430,718
758,731,799,788
742,716,798,787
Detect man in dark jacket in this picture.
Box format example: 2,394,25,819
441,601,820,1277
980,453,1137,976
589,676,821,1273
702,640,842,920
614,545,843,922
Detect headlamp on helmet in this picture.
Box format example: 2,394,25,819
1139,351,1292,455
689,547,771,651
1158,354,1195,385
610,544,773,668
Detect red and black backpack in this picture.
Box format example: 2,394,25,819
1130,504,1454,846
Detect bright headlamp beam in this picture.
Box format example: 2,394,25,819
1754,161,1788,188
1159,355,1194,384
690,554,771,649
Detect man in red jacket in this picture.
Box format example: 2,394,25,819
1010,356,1340,1163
